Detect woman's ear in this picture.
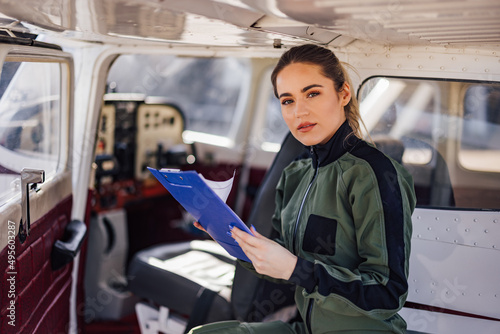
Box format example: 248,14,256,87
341,82,352,107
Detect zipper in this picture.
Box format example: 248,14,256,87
293,146,318,333
292,146,320,254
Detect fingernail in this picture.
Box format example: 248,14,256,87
251,224,256,231
228,224,234,230
226,231,232,237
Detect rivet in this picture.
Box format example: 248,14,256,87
474,218,478,222
485,69,490,72
428,227,432,231
386,54,391,58
452,57,456,60
417,234,422,238
436,217,439,221
417,216,421,220
415,289,419,293
485,229,488,233
494,219,498,223
377,63,381,67
431,290,435,294
493,245,496,249
462,67,468,72
418,65,423,69
454,218,459,222
446,228,451,232
408,55,412,59
474,58,479,62
474,242,478,246
440,66,445,70
436,237,440,240
397,64,402,69
429,55,434,60
465,228,470,232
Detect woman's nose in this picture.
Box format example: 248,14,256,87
294,100,309,117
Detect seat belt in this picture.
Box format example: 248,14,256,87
184,287,218,333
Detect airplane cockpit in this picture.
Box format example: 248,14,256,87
0,1,499,334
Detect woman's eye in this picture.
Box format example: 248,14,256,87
307,91,319,98
281,99,293,105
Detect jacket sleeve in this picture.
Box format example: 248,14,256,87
289,159,416,320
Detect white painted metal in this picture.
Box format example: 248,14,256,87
135,303,187,334
407,208,500,322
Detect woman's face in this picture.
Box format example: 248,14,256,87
276,62,351,146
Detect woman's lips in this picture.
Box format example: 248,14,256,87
297,122,316,132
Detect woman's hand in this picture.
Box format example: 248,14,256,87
230,226,297,280
193,221,207,234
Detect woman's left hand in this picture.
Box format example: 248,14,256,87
230,226,297,280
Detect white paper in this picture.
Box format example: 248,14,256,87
159,168,235,203
198,172,235,203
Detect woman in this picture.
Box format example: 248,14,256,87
192,44,416,333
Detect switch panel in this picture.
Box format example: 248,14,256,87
135,103,185,179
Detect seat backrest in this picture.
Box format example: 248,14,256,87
231,132,306,321
372,135,405,164
400,137,455,207
374,135,455,208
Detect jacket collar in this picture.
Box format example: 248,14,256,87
309,121,360,168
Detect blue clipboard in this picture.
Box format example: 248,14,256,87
148,167,253,262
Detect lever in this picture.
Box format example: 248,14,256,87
19,168,45,243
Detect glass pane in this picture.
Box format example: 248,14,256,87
260,94,289,152
0,61,62,202
359,77,455,209
106,55,250,138
360,77,500,210
460,84,500,172
360,77,441,166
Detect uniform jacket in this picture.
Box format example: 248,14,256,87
243,121,416,333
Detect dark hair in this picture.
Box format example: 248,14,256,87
271,44,363,138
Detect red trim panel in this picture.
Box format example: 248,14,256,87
0,195,73,334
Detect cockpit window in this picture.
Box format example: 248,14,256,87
460,84,500,173
0,60,66,203
107,55,250,141
260,88,289,152
359,77,500,210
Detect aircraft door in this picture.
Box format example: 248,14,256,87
0,40,82,333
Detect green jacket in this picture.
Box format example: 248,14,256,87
244,121,416,333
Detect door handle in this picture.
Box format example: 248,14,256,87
51,219,87,270
19,168,45,243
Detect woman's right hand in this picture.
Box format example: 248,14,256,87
193,221,207,234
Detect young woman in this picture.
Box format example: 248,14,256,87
192,44,416,334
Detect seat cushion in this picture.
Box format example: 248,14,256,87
127,240,235,322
